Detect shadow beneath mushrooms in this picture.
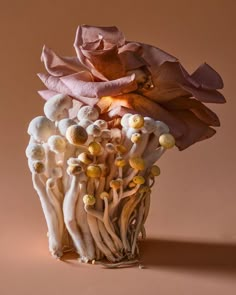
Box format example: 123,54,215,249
139,238,236,275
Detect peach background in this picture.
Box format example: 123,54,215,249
0,0,236,294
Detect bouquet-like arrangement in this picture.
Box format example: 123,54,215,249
26,25,225,266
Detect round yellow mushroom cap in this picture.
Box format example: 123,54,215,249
66,125,88,146
77,152,93,165
88,141,102,156
86,165,102,178
100,191,110,200
131,133,142,143
133,175,145,185
115,157,127,167
129,156,145,171
115,144,127,154
83,194,96,206
30,161,45,174
150,165,161,177
110,179,122,189
159,133,175,149
128,114,144,129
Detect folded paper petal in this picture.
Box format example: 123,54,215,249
119,51,147,71
41,45,85,77
38,90,59,100
60,73,137,99
191,63,224,90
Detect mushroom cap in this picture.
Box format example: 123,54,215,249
88,141,102,156
28,116,56,142
105,143,116,153
110,128,122,143
142,117,156,134
86,165,102,178
94,119,108,130
83,194,96,206
115,156,127,167
131,133,142,143
159,133,175,149
150,165,161,177
115,144,127,154
128,114,144,129
133,175,145,185
66,125,88,146
67,165,82,175
128,181,136,188
154,121,170,137
77,106,99,121
110,179,123,189
58,118,76,136
48,135,66,153
101,129,112,140
121,113,132,129
29,160,45,174
26,143,45,160
78,119,93,129
100,191,111,200
86,124,102,137
77,152,93,165
67,157,81,166
44,94,73,121
129,156,146,171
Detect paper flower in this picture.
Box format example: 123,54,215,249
38,25,225,150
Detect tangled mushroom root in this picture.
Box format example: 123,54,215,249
26,99,174,264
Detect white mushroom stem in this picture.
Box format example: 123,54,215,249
62,143,76,192
125,133,149,158
105,154,118,190
46,179,64,245
86,179,116,262
44,144,57,178
32,173,62,258
63,175,87,260
143,135,160,157
123,169,138,187
121,184,141,199
131,199,145,256
76,179,96,261
144,146,166,167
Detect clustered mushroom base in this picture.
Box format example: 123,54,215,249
26,95,175,265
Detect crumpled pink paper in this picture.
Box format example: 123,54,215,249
38,25,225,150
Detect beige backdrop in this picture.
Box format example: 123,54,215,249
1,0,236,294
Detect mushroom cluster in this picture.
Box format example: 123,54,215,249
26,95,174,263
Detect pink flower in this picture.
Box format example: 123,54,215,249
38,25,225,150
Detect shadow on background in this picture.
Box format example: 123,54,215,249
139,238,236,274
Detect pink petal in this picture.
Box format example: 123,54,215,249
37,73,98,106
60,73,137,99
191,63,224,89
38,90,59,100
74,25,125,53
41,45,85,76
119,51,147,71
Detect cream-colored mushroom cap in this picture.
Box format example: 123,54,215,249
150,165,161,177
83,194,96,206
131,133,142,143
133,175,145,185
86,165,102,178
28,116,56,142
66,125,88,146
67,165,82,175
142,117,156,134
86,124,102,137
129,156,145,171
44,94,72,121
48,135,66,153
77,152,93,165
120,113,132,129
128,114,144,129
78,119,93,129
94,119,108,130
154,121,170,137
26,143,45,160
58,118,76,136
115,157,127,167
100,191,110,200
88,141,102,156
29,160,45,174
101,129,112,140
159,133,175,149
77,106,99,121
